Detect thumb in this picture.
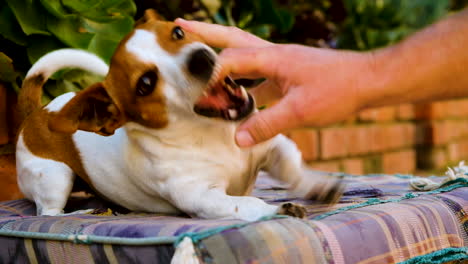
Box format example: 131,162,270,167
236,96,300,147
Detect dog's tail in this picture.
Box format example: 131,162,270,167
18,49,109,124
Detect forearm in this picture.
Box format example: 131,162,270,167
361,8,468,109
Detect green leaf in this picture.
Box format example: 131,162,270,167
46,15,94,49
62,0,101,13
5,0,50,36
251,0,294,33
82,16,133,40
87,34,120,63
82,16,133,62
42,69,104,104
339,0,450,50
246,24,272,39
0,5,28,45
63,0,136,23
237,11,253,29
201,0,221,16
0,52,17,82
26,35,65,64
276,8,295,33
39,0,71,18
0,52,21,91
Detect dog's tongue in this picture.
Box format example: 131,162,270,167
194,76,254,121
195,85,233,110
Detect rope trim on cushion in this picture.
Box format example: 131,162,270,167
410,161,468,191
312,178,468,221
173,215,287,246
0,229,176,245
397,247,468,264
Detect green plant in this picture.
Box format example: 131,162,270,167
337,0,451,50
137,0,297,40
0,0,136,102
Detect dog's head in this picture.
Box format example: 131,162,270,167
49,9,254,136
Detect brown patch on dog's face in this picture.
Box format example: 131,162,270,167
99,14,207,128
103,48,169,129
136,20,203,55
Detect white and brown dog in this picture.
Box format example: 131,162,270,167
16,10,342,221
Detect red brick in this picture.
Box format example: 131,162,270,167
414,124,427,146
382,150,416,174
358,107,396,122
421,121,452,146
362,156,382,173
387,125,408,150
401,123,418,147
413,100,468,120
342,158,364,175
418,147,448,169
347,126,373,155
371,125,409,152
308,161,341,172
446,120,468,140
397,104,415,121
444,99,468,118
320,127,348,159
448,139,468,162
414,102,447,120
343,115,357,124
289,129,319,161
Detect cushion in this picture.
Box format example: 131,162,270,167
1,172,467,263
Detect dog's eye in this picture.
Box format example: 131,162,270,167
172,26,185,40
136,71,158,96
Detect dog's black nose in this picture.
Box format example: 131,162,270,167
188,49,215,81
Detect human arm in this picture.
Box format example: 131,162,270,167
176,8,468,147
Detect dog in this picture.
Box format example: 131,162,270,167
16,10,342,221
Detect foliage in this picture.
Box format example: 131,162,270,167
337,0,452,50
0,0,136,102
144,0,464,49
1,0,467,102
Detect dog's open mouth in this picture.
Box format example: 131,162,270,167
194,76,254,121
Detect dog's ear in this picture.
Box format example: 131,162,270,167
48,83,125,136
135,9,164,27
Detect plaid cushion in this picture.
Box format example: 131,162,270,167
0,172,467,263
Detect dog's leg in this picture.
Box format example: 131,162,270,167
17,157,75,216
166,183,282,221
262,135,343,204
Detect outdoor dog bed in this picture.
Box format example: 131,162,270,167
1,168,468,264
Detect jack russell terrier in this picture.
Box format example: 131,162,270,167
16,10,342,221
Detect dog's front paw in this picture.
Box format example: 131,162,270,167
277,203,307,219
306,177,345,205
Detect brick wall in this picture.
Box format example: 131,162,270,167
287,99,468,175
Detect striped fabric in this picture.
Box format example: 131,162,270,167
0,173,467,263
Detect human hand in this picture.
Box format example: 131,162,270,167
176,19,376,147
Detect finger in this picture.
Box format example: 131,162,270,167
249,80,283,107
211,46,282,85
175,18,271,48
235,95,300,147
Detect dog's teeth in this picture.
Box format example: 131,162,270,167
208,64,222,87
240,87,248,100
228,109,238,119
